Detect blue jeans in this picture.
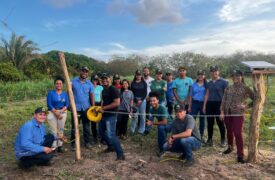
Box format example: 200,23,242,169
98,115,124,157
131,100,146,134
163,136,201,160
191,100,205,138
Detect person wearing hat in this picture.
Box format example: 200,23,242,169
91,74,104,143
203,65,228,147
71,66,95,150
165,72,174,115
46,76,69,153
172,66,193,110
163,104,201,167
130,70,147,134
112,74,122,91
146,91,172,156
150,69,167,106
14,107,55,169
97,73,125,160
143,67,155,120
220,70,254,163
188,70,207,141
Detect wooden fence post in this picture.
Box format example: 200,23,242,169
58,52,81,160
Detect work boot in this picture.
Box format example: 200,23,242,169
205,139,213,146
184,159,195,167
116,154,125,161
221,139,226,147
237,156,245,164
103,147,115,153
223,147,233,154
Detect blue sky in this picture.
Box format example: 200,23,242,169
1,0,275,60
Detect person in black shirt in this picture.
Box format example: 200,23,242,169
98,73,125,160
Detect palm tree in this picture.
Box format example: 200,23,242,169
0,33,39,69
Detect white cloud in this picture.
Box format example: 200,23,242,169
219,0,275,22
78,20,275,60
42,19,91,31
108,42,127,50
42,0,87,8
108,0,185,25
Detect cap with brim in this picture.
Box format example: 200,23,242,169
80,66,89,72
155,69,162,74
101,73,110,79
197,70,205,75
231,70,243,76
92,74,99,80
174,104,185,112
34,107,47,114
135,70,142,75
210,66,219,72
113,74,120,80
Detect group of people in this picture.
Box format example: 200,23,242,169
14,65,254,169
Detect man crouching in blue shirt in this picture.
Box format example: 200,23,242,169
14,107,55,169
163,104,201,167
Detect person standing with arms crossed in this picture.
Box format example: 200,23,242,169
203,66,228,147
71,66,95,150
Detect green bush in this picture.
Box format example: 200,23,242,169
0,62,22,82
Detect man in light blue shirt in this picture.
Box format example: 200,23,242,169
71,66,95,150
14,107,55,169
172,66,193,110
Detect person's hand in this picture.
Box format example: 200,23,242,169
219,112,225,121
44,147,53,154
203,106,206,114
137,100,142,107
168,136,174,148
237,104,246,110
188,106,192,113
98,107,104,113
146,120,153,126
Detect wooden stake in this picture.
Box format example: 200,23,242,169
58,52,81,160
247,73,266,163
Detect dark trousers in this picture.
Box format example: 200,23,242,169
19,134,54,168
224,115,244,158
71,110,93,145
116,110,129,136
206,101,225,141
190,100,205,138
166,101,174,115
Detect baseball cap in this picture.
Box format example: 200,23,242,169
80,66,89,72
100,73,110,79
155,69,162,74
174,104,185,112
135,70,142,75
210,66,219,72
91,74,99,80
231,70,243,76
197,70,205,75
34,107,47,114
113,74,120,80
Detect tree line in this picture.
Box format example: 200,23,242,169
1,33,275,82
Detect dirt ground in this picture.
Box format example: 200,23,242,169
1,136,274,180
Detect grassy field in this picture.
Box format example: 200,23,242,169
0,75,274,164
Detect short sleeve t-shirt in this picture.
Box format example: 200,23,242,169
150,80,167,103
150,105,172,123
119,90,134,112
172,77,193,101
206,78,228,102
102,85,119,117
94,85,103,103
190,82,206,102
172,115,201,140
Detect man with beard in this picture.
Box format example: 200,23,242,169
71,66,95,150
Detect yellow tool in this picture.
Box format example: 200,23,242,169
87,106,102,123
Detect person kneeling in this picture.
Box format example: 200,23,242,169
163,104,201,167
14,107,55,169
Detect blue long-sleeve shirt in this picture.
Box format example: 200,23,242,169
47,90,69,111
72,77,94,111
14,118,46,160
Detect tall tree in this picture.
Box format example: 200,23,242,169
0,33,39,69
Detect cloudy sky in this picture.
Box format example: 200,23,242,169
1,0,275,60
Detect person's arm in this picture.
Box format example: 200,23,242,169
20,125,47,153
141,82,147,101
171,129,192,139
102,98,120,111
220,88,228,121
90,92,95,106
153,119,167,125
203,89,209,113
47,91,54,111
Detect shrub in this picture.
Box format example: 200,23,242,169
0,62,22,82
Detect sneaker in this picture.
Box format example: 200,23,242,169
85,143,93,149
184,159,195,167
57,146,67,153
116,154,125,161
237,156,245,164
223,148,233,154
221,139,226,147
103,147,115,153
143,130,150,136
178,153,186,160
205,139,213,146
